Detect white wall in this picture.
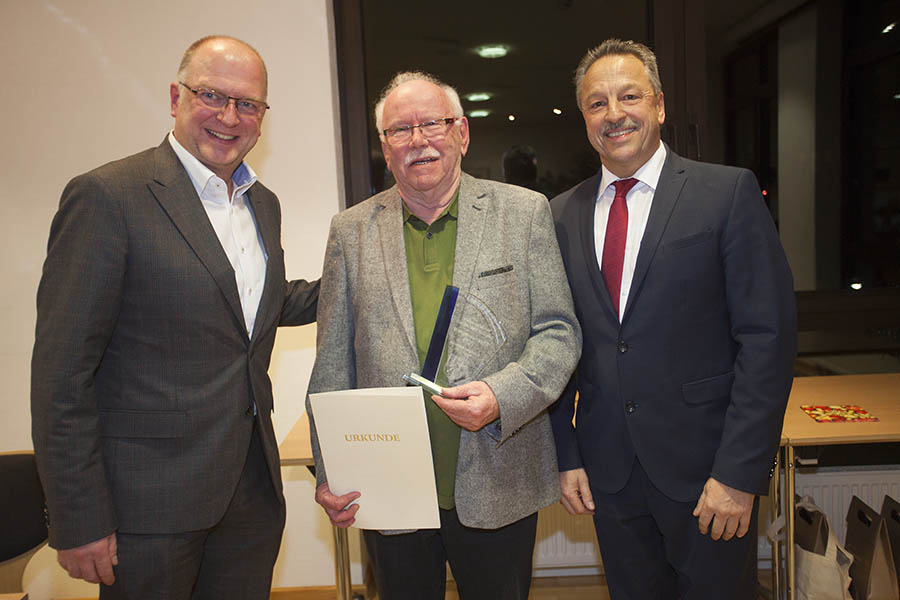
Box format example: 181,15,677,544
0,1,356,597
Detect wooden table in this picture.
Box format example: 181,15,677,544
777,373,900,599
279,414,354,600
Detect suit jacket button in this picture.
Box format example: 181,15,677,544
617,341,628,353
625,402,636,414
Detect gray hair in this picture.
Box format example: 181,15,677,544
374,71,464,136
176,35,268,96
574,39,662,102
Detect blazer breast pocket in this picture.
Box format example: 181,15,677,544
474,264,515,289
667,228,714,251
681,371,735,406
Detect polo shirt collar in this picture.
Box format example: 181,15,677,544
402,188,460,226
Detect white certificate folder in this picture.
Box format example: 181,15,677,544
308,386,440,530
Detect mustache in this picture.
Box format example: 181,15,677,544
602,119,639,135
405,148,441,166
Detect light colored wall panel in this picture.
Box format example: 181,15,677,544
1,1,349,596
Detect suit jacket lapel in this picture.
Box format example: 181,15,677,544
148,140,246,339
622,147,687,325
575,171,619,319
453,173,487,293
246,186,280,343
376,189,418,356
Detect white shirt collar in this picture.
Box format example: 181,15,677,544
597,142,667,201
167,131,258,200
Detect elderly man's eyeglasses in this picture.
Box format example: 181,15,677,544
383,118,459,143
179,82,270,117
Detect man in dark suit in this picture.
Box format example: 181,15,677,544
31,35,318,599
550,39,797,598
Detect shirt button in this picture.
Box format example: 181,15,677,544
625,402,636,414
426,232,433,239
618,341,628,353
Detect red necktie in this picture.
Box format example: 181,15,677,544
602,178,638,317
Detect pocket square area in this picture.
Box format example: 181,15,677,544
478,265,514,278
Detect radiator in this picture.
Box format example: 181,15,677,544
534,502,602,576
531,467,900,575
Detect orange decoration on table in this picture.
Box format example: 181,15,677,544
799,404,879,423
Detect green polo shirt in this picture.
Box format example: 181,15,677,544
402,191,460,510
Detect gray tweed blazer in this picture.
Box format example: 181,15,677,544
307,172,581,530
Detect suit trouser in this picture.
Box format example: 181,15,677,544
100,424,285,600
590,458,758,600
363,507,538,600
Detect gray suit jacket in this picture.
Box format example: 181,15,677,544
31,139,318,549
307,172,581,530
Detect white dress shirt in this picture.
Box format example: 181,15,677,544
168,132,268,338
594,143,667,321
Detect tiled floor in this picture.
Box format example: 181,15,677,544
443,571,775,599
273,570,776,599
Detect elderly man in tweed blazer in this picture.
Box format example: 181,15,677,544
307,71,581,600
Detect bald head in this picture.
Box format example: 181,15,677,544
177,35,268,97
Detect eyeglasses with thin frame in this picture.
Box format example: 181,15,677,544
382,118,459,144
178,82,270,117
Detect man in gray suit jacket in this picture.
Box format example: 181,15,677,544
308,71,581,599
31,36,318,599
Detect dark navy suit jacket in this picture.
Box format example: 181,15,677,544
550,146,796,502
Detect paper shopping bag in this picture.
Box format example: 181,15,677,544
845,496,900,600
795,496,854,600
796,496,830,555
882,496,900,593
764,495,853,600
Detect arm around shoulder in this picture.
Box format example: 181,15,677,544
281,277,319,326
